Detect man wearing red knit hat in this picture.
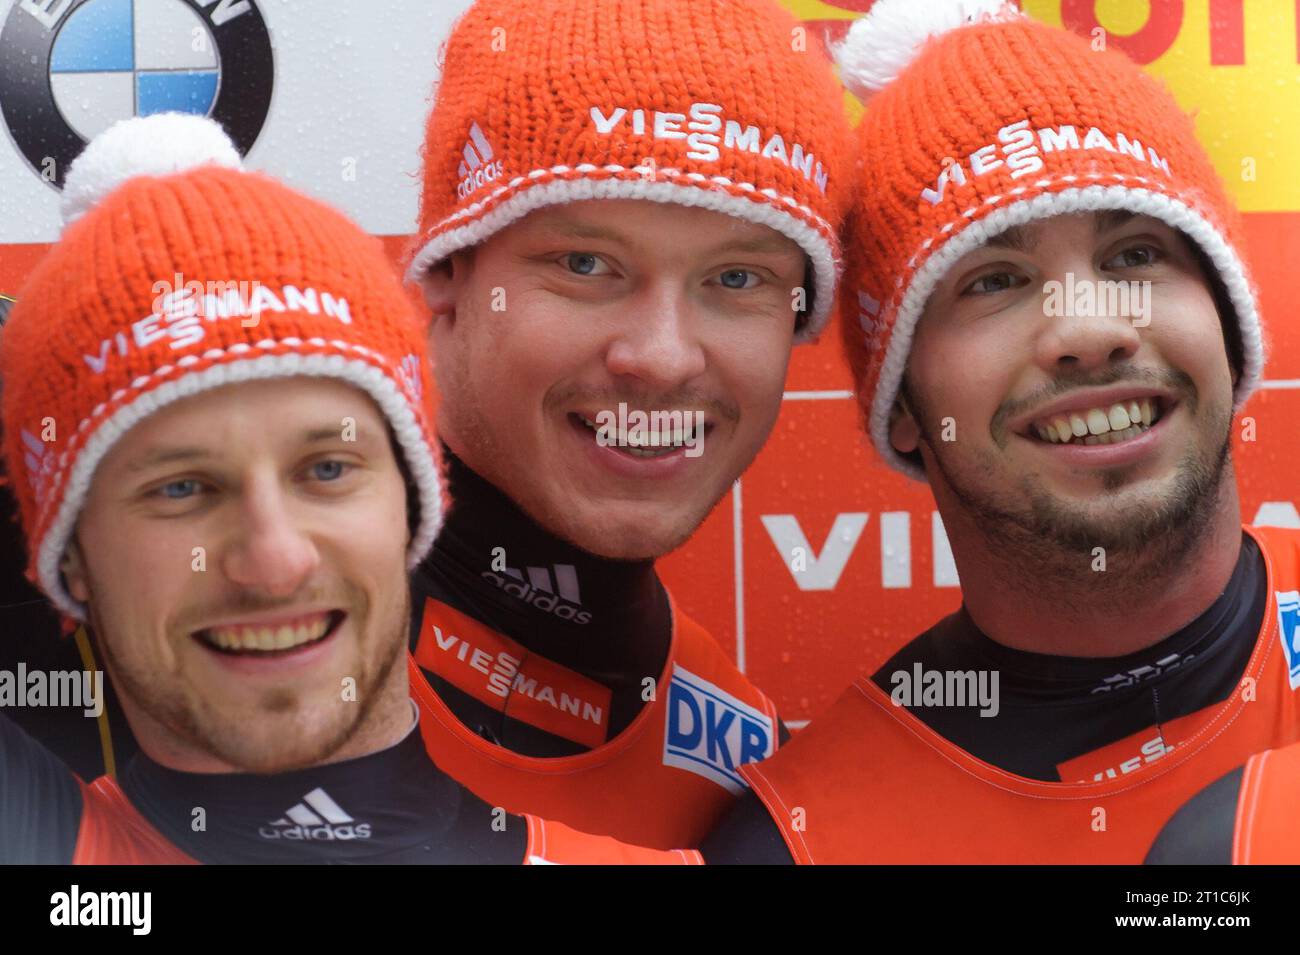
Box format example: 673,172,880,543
0,113,696,865
400,0,853,849
703,0,1299,863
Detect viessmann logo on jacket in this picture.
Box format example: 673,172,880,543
414,596,611,748
664,666,773,794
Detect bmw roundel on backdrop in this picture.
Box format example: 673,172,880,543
0,0,466,244
0,0,273,187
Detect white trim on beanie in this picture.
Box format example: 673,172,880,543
38,349,443,620
405,172,840,343
868,181,1265,481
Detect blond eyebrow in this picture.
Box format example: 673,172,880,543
707,234,800,257
126,446,213,473
529,217,630,244
531,216,794,259
127,425,375,473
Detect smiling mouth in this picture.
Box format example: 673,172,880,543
1026,397,1167,447
570,412,711,458
193,610,345,656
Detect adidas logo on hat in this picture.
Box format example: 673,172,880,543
456,121,504,200
19,428,52,506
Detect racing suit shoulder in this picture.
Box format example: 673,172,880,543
668,595,781,730
1144,766,1241,864
521,815,702,865
1149,742,1300,864
74,775,197,864
0,712,84,863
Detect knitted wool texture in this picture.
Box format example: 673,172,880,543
839,12,1264,479
408,0,854,339
1,166,443,619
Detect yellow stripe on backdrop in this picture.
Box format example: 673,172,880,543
779,0,1300,212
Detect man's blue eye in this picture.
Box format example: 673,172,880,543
566,253,599,275
160,480,199,499
720,269,755,289
312,461,346,481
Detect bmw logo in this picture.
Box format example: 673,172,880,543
0,0,273,188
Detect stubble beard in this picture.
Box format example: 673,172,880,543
92,590,409,774
920,400,1235,610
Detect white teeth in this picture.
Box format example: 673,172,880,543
204,616,332,653
1032,399,1162,446
1086,409,1109,435
624,445,675,458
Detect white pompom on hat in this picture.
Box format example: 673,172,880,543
834,0,1022,102
60,113,244,227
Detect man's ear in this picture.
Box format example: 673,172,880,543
419,251,474,328
888,385,922,456
61,535,91,605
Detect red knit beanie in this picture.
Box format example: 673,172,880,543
836,0,1263,478
1,114,443,619
408,0,854,340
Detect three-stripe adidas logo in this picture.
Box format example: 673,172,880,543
481,563,591,625
20,427,53,505
398,353,424,403
259,787,372,841
856,289,884,351
506,564,581,603
456,121,505,200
